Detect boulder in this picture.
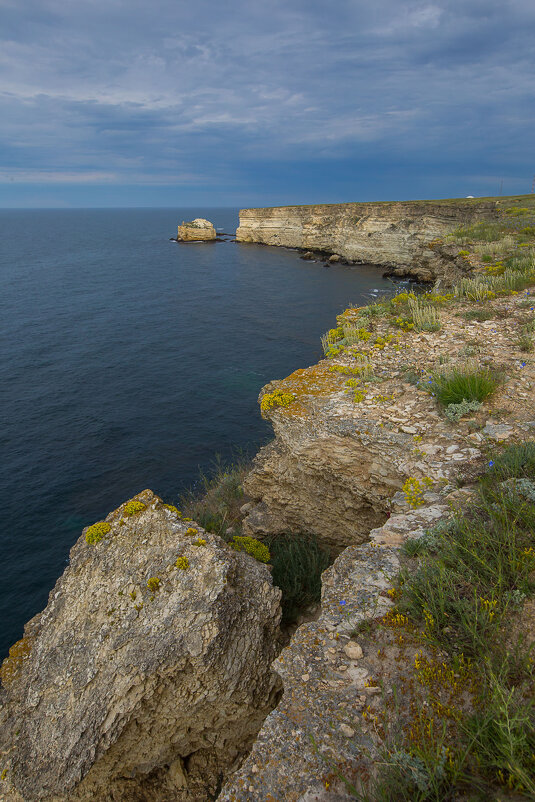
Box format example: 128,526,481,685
177,219,216,241
0,490,281,801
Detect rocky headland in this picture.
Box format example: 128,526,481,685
2,195,535,800
236,197,505,281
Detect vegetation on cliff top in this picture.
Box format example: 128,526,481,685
258,197,535,424
244,192,534,212
354,443,535,801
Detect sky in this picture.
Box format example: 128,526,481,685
1,0,534,208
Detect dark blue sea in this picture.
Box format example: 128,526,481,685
0,208,395,659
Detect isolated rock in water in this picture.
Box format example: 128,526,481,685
0,489,282,801
177,218,216,241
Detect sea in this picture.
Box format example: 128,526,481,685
0,207,397,659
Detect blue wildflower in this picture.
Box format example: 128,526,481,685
489,461,495,467
339,600,346,606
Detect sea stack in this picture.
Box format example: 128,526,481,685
177,218,216,241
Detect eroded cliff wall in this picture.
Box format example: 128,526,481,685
236,199,499,279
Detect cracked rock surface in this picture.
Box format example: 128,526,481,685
0,490,282,801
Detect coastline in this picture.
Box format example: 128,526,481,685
2,195,535,800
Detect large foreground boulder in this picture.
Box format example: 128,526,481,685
0,490,282,801
177,219,216,241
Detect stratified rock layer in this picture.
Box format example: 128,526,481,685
177,218,216,241
0,490,282,801
236,199,499,280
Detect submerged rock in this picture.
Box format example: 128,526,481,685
0,490,281,801
177,219,216,241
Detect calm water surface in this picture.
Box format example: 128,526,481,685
0,208,396,658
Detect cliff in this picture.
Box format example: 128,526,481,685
236,198,503,280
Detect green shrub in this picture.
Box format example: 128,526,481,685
518,330,534,352
369,441,535,801
260,389,294,414
265,533,331,625
464,676,535,797
402,487,535,658
462,308,495,322
320,326,346,355
407,297,441,332
123,500,146,516
444,399,482,421
426,365,500,406
455,276,495,302
449,221,509,244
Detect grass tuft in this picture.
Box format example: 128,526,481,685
180,454,250,538
426,364,500,407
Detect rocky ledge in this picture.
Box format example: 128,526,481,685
242,290,534,550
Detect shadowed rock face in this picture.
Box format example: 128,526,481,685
177,218,216,241
236,200,499,280
0,490,282,801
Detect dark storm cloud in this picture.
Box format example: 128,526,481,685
0,0,533,204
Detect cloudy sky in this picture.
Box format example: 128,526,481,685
1,0,533,207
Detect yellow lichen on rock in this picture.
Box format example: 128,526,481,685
260,362,348,419
0,636,33,687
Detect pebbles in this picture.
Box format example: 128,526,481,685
344,641,363,660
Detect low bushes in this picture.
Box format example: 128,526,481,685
265,533,331,625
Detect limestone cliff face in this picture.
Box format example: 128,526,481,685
0,490,281,802
236,200,499,279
